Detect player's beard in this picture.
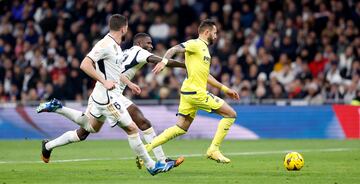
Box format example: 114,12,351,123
207,36,214,45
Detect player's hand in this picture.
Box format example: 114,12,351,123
103,80,117,90
225,89,240,100
152,62,166,74
129,83,141,95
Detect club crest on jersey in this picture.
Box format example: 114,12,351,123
113,45,118,55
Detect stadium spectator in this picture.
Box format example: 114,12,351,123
0,82,7,102
254,73,268,100
305,82,324,105
274,63,295,88
149,16,170,43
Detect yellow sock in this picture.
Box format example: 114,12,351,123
146,125,186,152
209,117,235,151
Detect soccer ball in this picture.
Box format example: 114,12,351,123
283,152,304,171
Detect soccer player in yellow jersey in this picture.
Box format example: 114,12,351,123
150,19,240,163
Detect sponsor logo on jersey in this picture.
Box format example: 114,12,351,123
203,56,211,63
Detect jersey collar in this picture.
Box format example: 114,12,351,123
198,38,209,46
107,34,121,46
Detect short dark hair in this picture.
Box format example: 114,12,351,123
133,33,151,43
109,14,128,31
198,19,216,33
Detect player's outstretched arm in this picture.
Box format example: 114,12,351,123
80,57,116,90
208,75,240,100
119,74,141,95
147,55,186,68
152,45,186,74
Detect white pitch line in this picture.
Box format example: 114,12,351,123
0,148,354,164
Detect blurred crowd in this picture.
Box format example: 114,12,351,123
0,0,359,105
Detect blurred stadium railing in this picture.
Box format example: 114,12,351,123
0,98,350,108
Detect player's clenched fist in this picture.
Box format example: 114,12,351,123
225,89,240,100
128,83,141,95
102,80,117,90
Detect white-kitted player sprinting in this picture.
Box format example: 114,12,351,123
36,14,176,176
37,33,185,169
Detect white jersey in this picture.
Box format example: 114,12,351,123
118,45,153,93
86,34,124,105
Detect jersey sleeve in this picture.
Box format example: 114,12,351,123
86,43,106,62
180,40,197,53
136,48,153,63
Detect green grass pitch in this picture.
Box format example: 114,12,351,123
0,139,359,184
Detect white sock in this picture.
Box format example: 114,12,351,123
55,107,95,133
143,127,167,162
45,130,80,150
128,133,155,169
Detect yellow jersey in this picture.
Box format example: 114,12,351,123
180,38,211,93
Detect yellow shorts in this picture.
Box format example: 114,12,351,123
177,90,224,119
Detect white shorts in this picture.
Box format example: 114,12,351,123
118,94,134,109
85,95,133,127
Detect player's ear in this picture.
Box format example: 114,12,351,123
205,29,211,36
202,29,207,35
121,27,127,34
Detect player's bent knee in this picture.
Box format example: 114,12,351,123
137,118,152,131
123,123,139,135
84,124,97,133
223,109,237,118
75,114,98,133
78,132,90,141
230,110,237,118
76,129,90,141
78,133,89,141
87,116,104,133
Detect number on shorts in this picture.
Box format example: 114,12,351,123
113,102,121,110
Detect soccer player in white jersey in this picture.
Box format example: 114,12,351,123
36,14,175,176
119,33,185,168
37,32,185,168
